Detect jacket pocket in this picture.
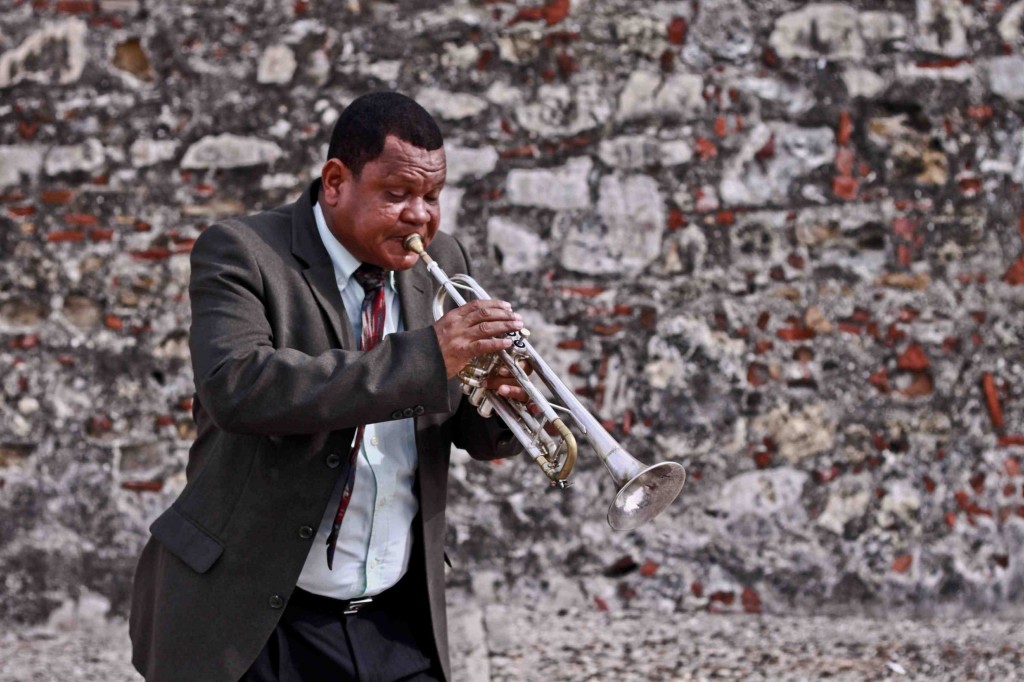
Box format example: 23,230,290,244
149,504,225,574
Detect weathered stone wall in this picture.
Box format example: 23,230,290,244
2,0,1024,628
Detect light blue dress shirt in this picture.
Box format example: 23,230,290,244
295,202,420,599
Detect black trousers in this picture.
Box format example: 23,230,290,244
241,573,442,682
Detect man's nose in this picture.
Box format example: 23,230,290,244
401,197,430,225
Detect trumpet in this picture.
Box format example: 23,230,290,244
404,234,685,530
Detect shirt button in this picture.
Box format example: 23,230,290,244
269,594,285,609
370,435,379,447
298,526,314,539
326,453,341,468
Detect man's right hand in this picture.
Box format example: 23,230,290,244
433,299,523,378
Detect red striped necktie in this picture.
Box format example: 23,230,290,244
326,263,388,569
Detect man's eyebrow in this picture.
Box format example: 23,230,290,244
381,172,445,186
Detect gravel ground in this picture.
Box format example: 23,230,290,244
474,606,1024,681
2,608,1022,681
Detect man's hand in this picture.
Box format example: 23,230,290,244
482,361,534,403
434,299,523,379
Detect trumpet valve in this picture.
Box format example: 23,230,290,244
477,397,494,418
468,386,489,408
458,353,499,387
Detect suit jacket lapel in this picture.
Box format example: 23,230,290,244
292,180,356,350
302,265,355,349
398,248,464,426
396,261,432,332
398,253,450,529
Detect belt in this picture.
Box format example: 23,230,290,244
290,585,398,616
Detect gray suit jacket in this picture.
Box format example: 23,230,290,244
129,180,519,682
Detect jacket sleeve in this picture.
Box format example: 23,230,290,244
451,398,523,461
188,221,453,436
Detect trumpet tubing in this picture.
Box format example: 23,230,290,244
404,234,685,530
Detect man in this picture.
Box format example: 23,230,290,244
130,92,527,682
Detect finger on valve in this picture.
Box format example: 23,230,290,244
496,358,531,377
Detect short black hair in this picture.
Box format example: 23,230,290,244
326,92,444,177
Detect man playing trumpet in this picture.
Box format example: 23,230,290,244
130,91,526,682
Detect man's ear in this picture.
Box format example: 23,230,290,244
320,158,353,206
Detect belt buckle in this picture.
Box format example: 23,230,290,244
344,597,373,615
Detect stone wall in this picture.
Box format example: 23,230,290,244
2,0,1024,627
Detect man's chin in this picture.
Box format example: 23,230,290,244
385,252,421,271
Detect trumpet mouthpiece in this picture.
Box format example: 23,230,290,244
404,234,425,254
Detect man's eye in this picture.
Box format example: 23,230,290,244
387,191,406,200
426,194,440,203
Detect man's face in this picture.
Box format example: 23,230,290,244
319,135,446,271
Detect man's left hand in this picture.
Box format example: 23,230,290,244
482,361,534,404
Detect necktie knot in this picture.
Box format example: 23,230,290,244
353,263,386,294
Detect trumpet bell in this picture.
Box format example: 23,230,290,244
607,462,687,531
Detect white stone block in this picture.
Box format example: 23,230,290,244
842,68,888,98
598,135,658,169
445,145,498,184
515,81,612,136
506,157,592,210
362,59,401,83
616,71,704,122
440,187,463,234
259,173,300,191
559,174,665,275
598,135,694,169
692,0,754,61
181,134,283,169
715,468,810,521
661,140,695,166
416,87,488,121
817,476,872,535
753,403,836,464
44,140,106,176
914,0,972,57
129,139,178,168
770,4,864,60
0,146,45,187
486,217,547,273
0,19,87,88
720,123,835,206
858,11,908,43
999,1,1024,46
987,56,1024,101
738,76,815,115
256,44,297,84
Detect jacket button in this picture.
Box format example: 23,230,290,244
298,526,314,539
391,410,402,420
326,453,341,468
413,405,425,416
402,407,414,418
269,594,284,609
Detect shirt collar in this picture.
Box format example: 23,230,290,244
313,202,395,291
